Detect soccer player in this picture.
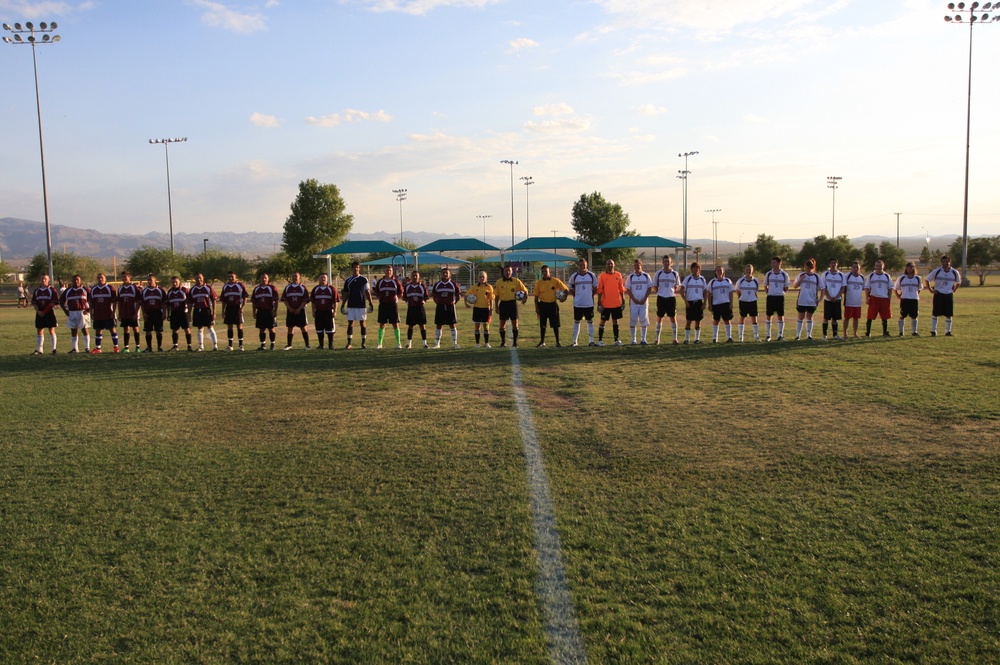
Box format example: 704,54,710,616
895,262,923,337
820,258,846,340
843,261,866,339
596,259,626,346
494,264,528,348
681,262,708,344
567,258,598,346
166,276,193,351
341,261,373,349
117,271,142,353
925,255,961,337
281,272,311,350
624,259,652,345
864,259,893,337
652,255,681,345
792,259,821,340
89,273,119,354
764,256,790,341
220,271,249,351
140,274,168,352
431,267,462,349
533,264,568,347
60,274,91,353
735,264,761,342
705,265,735,343
404,270,430,348
189,273,219,351
311,273,340,349
466,271,495,348
374,266,404,349
17,281,28,308
31,274,60,355
251,273,279,350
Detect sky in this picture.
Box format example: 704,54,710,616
2,0,999,249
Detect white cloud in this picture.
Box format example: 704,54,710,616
507,37,539,53
358,0,501,16
636,104,667,115
249,112,281,128
305,109,393,127
533,103,574,117
189,0,266,34
0,1,94,19
743,113,767,123
524,118,591,133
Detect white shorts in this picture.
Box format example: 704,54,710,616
630,302,650,326
66,311,91,330
346,307,367,322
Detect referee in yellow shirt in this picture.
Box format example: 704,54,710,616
533,265,568,347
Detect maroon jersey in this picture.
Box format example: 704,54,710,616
117,283,142,320
90,283,117,319
220,281,249,307
61,286,90,312
189,284,216,310
140,286,167,314
251,284,279,311
281,283,309,311
375,277,404,304
32,285,60,314
404,282,429,307
310,284,339,312
431,279,461,305
167,286,190,313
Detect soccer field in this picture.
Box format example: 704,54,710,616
1,292,998,663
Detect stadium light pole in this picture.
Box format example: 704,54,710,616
706,209,721,267
203,238,208,254
3,21,60,281
894,212,902,248
944,2,998,285
520,176,534,239
149,137,187,255
392,188,407,244
826,176,842,237
476,214,492,244
678,151,698,272
500,160,518,247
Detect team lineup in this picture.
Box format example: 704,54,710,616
27,254,962,354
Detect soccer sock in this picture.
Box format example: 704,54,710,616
832,323,838,337
407,328,414,340
327,333,334,346
672,322,678,341
146,333,153,350
185,331,192,347
655,323,662,343
499,325,506,344
83,333,90,350
695,327,701,341
228,329,234,347
260,331,266,344
725,323,732,340
685,328,691,342
539,326,546,344
156,332,163,349
287,333,294,347
394,329,401,346
303,331,309,347
796,320,803,338
598,326,605,341
50,332,57,350
111,331,119,348
882,319,888,335
475,330,481,344
483,329,489,345
806,321,813,337
931,317,938,333
237,330,244,347
739,324,745,341
37,334,43,352
778,321,785,337
360,324,367,344
420,328,427,341
209,328,218,347
630,326,636,343
123,330,130,348
512,328,519,344
554,329,561,345
946,317,953,333
823,322,829,337
269,331,275,346
317,331,324,348
898,319,905,335
866,320,873,335
378,329,385,345
588,321,594,342
912,318,918,334
612,323,619,341
713,324,719,342
435,329,442,344
451,328,458,345
766,321,772,338
173,331,180,346
572,321,580,344
753,323,759,339
95,332,103,349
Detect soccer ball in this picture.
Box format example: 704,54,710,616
465,293,477,305
515,290,528,303
555,289,568,302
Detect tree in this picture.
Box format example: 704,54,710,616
254,252,297,281
570,192,636,265
0,260,12,282
125,246,186,280
693,247,703,264
187,251,254,283
948,236,999,285
26,251,105,284
919,245,932,266
795,235,861,269
728,234,794,273
282,179,354,274
877,241,907,272
861,243,880,271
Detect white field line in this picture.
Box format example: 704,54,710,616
509,348,587,664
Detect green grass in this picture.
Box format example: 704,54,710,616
1,291,998,663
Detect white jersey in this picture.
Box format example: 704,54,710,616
866,272,893,299
681,275,708,302
735,276,760,302
844,273,866,307
764,269,790,297
821,270,845,300
926,267,961,294
625,271,652,303
567,270,598,308
653,268,680,298
895,274,922,300
794,272,821,307
707,277,734,306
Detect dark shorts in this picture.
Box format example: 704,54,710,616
600,305,623,321
738,300,758,318
406,305,427,327
656,296,677,318
314,310,335,332
286,310,308,328
377,302,400,325
435,304,457,327
498,300,518,321
192,308,214,328
573,306,594,321
766,295,785,317
255,310,276,330
932,292,954,318
796,305,817,315
35,311,58,330
538,301,560,328
686,300,705,322
900,299,919,319
93,318,116,332
119,318,140,329
224,305,244,326
169,310,190,330
471,307,492,324
823,300,842,321
711,302,734,322
143,311,164,333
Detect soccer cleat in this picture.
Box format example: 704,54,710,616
512,342,518,348
474,344,480,348
361,343,368,349
631,341,638,346
168,345,178,352
69,349,78,354
484,343,491,349
883,332,891,337
143,348,153,353
32,350,43,355
345,344,353,349
766,336,772,342
433,343,441,349
912,332,920,337
90,348,102,354
930,331,937,337
304,346,311,351
284,345,294,351
726,338,733,343
807,336,813,341
406,341,413,349
453,343,460,349
641,340,649,346
499,342,506,347
239,345,244,351
113,346,120,353
614,340,623,346
396,344,403,349
694,339,702,344
536,342,546,348
864,333,870,338
157,348,164,352
899,332,904,337
376,344,383,349
673,340,680,345
572,342,578,347
259,345,266,351
777,336,784,342
754,337,761,342
589,341,597,347
555,342,562,348
423,342,429,348
52,349,57,355
122,348,131,353
597,340,605,347
197,347,205,352
945,332,953,337
188,345,194,352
